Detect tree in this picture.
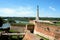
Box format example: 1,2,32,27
8,19,16,24
0,17,4,27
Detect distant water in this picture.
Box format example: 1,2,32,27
15,20,20,23
15,20,29,24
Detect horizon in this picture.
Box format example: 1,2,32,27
0,0,60,17
1,16,60,18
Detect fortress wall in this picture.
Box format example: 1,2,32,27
34,30,55,40
36,22,58,32
10,26,26,33
23,31,40,40
55,33,60,40
34,27,55,40
34,22,57,40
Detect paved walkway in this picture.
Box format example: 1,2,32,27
0,31,25,36
2,33,25,35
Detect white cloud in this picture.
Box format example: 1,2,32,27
49,6,56,11
16,6,34,16
0,8,15,14
0,6,35,17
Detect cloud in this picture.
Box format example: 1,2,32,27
49,6,56,11
0,8,15,14
15,6,35,16
0,6,35,17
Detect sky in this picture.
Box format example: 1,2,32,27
0,0,60,17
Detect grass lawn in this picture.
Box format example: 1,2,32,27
11,35,23,40
37,34,49,40
54,22,60,25
9,30,19,33
0,30,3,32
11,22,34,26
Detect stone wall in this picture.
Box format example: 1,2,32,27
34,30,55,40
23,31,40,40
55,32,60,40
26,24,34,33
34,22,60,40
10,26,26,33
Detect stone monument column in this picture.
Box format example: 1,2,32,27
36,5,39,21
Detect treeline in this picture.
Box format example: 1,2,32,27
2,17,60,21
40,17,60,21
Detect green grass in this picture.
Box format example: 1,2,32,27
9,30,19,33
12,35,17,39
37,34,49,40
11,22,34,26
0,30,3,32
11,23,26,26
40,22,60,26
54,22,60,25
11,35,23,39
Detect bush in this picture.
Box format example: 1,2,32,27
11,23,26,26
8,19,16,24
0,17,4,27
